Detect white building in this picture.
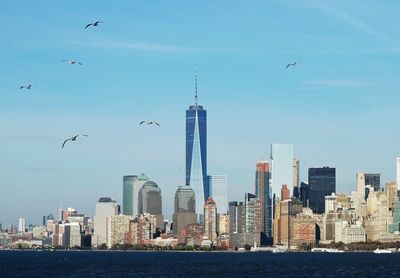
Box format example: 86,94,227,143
335,220,366,244
325,193,337,214
208,175,228,214
93,197,118,248
18,218,26,234
64,223,81,248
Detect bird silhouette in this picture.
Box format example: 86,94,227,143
20,84,33,90
62,134,89,149
286,61,299,68
140,121,160,126
62,60,82,65
85,21,103,29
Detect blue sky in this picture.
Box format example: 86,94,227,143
0,0,399,226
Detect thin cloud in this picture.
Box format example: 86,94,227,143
307,0,391,43
69,39,194,53
303,79,370,87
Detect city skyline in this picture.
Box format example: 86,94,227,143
1,1,400,226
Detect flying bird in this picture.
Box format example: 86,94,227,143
140,121,160,126
62,60,82,65
62,134,89,149
20,84,33,90
286,61,299,68
85,21,103,29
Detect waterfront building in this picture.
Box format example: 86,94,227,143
183,223,205,246
204,198,217,244
64,223,81,248
270,144,294,198
308,167,336,214
63,208,78,223
138,180,163,230
218,213,230,241
52,222,64,246
127,213,157,245
93,197,118,248
111,215,130,246
335,220,366,244
290,212,317,247
123,174,151,217
32,226,45,239
255,160,272,244
172,185,197,243
18,218,26,234
186,71,207,221
243,193,261,246
365,191,389,241
208,175,228,214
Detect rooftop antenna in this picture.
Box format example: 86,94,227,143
195,67,198,107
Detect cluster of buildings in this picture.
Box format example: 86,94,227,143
2,79,400,251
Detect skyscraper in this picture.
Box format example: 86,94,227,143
123,175,138,216
138,181,163,230
186,71,207,221
18,218,26,234
173,185,197,243
308,167,336,214
364,173,380,192
255,160,272,245
270,144,294,197
208,175,228,214
123,174,150,217
397,158,400,190
228,201,244,234
292,158,300,198
93,197,118,248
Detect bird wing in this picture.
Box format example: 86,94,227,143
140,121,145,125
85,23,92,29
20,86,24,89
154,122,160,126
62,60,67,62
62,139,71,148
286,64,291,68
81,134,89,137
77,62,83,65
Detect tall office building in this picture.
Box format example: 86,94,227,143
293,159,300,198
173,185,197,243
270,144,294,197
208,175,228,214
204,197,217,244
138,181,163,230
186,70,207,220
229,201,244,234
364,173,380,192
93,197,118,248
308,167,336,214
255,160,272,244
281,185,290,201
18,218,26,233
122,174,151,217
244,193,262,246
64,223,81,248
397,158,400,190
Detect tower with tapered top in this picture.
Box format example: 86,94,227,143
186,68,207,223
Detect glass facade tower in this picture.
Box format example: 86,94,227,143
270,144,294,197
308,167,336,214
208,175,228,214
186,72,207,220
255,160,272,245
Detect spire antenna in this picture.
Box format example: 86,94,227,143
195,67,198,107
